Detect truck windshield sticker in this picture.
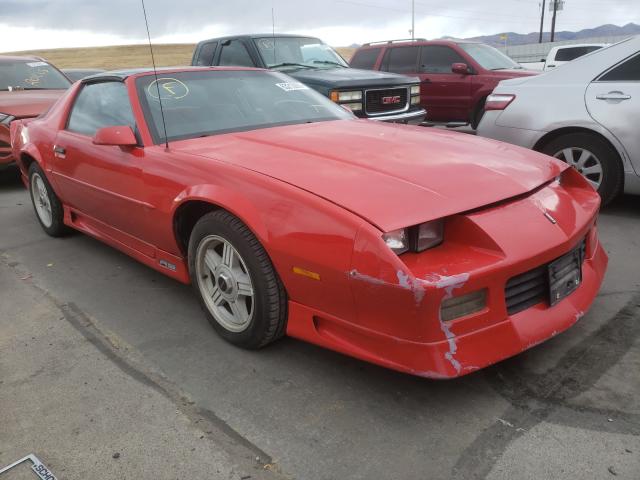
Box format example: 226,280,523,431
258,39,275,50
275,82,309,92
26,61,48,68
147,78,190,100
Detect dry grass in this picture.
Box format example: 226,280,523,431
3,44,357,70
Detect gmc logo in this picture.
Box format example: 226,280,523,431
382,95,402,105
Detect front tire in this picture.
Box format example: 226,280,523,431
541,132,623,206
188,210,287,349
28,162,67,237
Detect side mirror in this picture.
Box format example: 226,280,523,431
93,125,137,147
451,63,470,75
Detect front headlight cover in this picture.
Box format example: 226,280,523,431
383,220,444,255
415,220,444,251
382,228,409,255
410,85,420,96
330,90,363,103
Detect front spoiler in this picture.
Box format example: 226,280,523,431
286,241,607,379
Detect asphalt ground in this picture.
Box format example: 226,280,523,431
1,162,639,480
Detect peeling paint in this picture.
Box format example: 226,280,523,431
396,270,427,307
436,273,471,297
396,270,411,290
435,272,470,375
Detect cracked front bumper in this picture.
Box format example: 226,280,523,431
286,240,607,379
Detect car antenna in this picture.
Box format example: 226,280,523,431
141,0,170,151
271,5,277,65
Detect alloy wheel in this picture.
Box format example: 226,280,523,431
553,147,603,190
195,235,255,333
31,173,53,228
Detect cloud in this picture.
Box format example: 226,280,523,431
0,0,637,51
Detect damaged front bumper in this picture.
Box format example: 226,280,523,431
285,173,607,379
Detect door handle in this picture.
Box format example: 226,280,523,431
53,145,66,158
596,91,631,101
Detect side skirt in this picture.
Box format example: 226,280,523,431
63,205,190,284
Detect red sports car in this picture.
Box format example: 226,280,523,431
10,67,607,378
1,55,70,168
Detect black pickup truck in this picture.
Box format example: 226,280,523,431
192,34,426,124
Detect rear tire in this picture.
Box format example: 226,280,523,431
188,210,287,349
28,162,67,237
541,132,623,206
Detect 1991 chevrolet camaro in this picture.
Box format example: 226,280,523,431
11,67,607,378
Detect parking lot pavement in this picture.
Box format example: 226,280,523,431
1,165,639,480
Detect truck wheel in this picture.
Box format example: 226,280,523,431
542,132,623,206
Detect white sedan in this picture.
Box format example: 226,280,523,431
478,35,640,205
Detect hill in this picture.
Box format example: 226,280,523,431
2,44,356,70
462,22,640,46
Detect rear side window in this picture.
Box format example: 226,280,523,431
420,46,466,73
67,82,135,137
382,46,419,74
219,40,255,67
554,46,602,62
599,54,640,81
195,42,218,66
350,48,382,70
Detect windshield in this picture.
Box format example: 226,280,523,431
136,70,353,143
254,37,348,70
0,60,71,91
458,43,521,70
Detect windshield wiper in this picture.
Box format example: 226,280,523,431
312,60,347,68
270,62,315,70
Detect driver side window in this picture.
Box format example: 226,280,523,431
420,46,466,74
67,81,136,137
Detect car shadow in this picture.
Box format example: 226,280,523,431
602,194,640,219
0,165,24,191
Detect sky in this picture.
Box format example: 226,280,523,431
0,0,638,52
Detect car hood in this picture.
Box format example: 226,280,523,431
172,120,566,232
288,67,418,89
0,90,65,118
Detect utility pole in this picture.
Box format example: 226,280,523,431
550,0,558,42
538,0,546,43
411,0,415,39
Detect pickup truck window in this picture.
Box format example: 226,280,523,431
554,46,602,62
136,70,352,144
420,46,466,74
254,37,348,69
382,46,419,74
599,54,640,82
350,48,382,70
195,42,218,66
458,43,520,70
219,40,255,67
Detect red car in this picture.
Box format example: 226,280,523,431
350,39,537,128
1,55,70,169
11,67,607,378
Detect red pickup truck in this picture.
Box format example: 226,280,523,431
350,39,537,128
